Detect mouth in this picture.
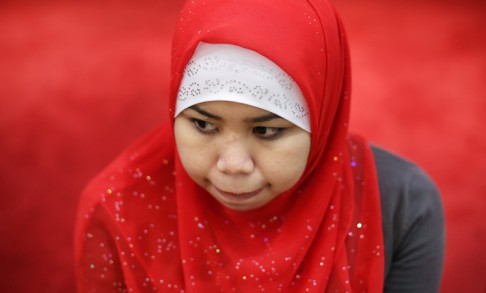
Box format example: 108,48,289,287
214,186,263,202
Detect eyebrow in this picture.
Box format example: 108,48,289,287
247,112,282,123
189,105,222,120
189,105,282,123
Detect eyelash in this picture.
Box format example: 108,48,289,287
190,118,285,140
252,126,284,140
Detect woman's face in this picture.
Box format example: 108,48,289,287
174,101,311,211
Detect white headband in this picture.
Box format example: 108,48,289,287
175,42,311,132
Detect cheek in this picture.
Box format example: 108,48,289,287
259,133,311,188
174,119,214,183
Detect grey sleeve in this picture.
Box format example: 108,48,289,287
372,146,445,293
384,166,445,292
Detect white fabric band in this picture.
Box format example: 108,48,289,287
175,42,311,132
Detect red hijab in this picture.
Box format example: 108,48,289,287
75,0,384,292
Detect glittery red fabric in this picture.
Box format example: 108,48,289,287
75,0,384,292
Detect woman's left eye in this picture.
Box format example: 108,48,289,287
253,126,284,139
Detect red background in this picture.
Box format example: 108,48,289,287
0,0,485,291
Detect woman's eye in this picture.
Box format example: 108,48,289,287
253,126,284,139
191,119,217,133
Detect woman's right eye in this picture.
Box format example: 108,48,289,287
191,118,218,133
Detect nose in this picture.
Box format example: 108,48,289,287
216,140,254,175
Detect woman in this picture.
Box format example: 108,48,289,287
75,0,445,292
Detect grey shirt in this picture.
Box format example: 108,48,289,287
372,145,445,293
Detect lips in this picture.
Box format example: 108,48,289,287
214,187,263,202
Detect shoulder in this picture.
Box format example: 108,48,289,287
371,145,445,292
371,145,442,217
371,145,443,228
